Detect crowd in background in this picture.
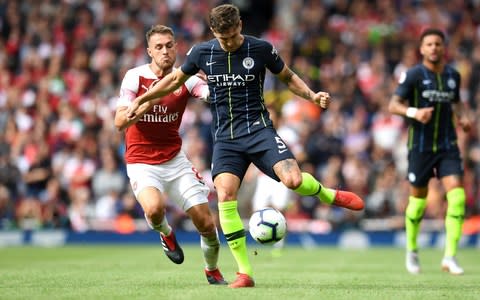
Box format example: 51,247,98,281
0,0,479,233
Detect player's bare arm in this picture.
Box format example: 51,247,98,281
114,100,155,131
276,65,330,109
388,94,434,124
126,68,191,119
452,102,472,132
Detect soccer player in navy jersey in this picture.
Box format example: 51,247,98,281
127,4,364,288
388,28,472,275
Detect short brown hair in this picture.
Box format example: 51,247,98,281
209,4,241,34
146,25,174,42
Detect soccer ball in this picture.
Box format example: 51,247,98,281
248,207,287,245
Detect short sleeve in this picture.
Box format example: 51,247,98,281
263,41,285,74
117,70,138,107
394,69,415,101
184,75,209,102
453,71,461,103
181,45,201,76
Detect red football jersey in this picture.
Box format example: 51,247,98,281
117,64,208,164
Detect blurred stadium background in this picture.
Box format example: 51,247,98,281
0,0,479,248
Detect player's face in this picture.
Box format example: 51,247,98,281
147,33,176,71
212,22,243,52
420,34,444,65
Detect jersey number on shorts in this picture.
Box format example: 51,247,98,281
275,136,288,154
192,167,205,184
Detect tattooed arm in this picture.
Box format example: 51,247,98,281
276,65,330,109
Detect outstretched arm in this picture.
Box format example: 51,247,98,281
276,65,330,109
115,101,155,131
126,68,191,119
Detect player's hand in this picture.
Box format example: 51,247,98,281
126,101,140,120
195,71,207,82
458,115,472,132
312,91,330,109
415,107,434,124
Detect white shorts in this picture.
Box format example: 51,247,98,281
126,151,210,211
252,173,292,211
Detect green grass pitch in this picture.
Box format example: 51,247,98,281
1,245,479,299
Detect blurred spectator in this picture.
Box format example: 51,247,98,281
0,136,21,200
15,195,42,229
39,177,70,229
22,139,52,198
0,185,14,229
68,186,94,232
0,0,479,232
91,146,126,200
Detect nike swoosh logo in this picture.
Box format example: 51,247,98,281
278,149,288,154
206,61,216,66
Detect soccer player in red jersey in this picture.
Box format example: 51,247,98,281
114,25,226,285
126,5,364,287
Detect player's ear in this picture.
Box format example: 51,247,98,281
419,46,425,56
146,47,153,58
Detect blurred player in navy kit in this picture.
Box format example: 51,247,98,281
388,28,472,275
127,4,364,288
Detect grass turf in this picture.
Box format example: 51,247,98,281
1,245,479,299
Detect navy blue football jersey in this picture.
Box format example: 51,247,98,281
181,35,285,141
395,64,461,152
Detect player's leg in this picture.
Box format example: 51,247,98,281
439,153,466,275
175,175,226,283
404,151,432,274
212,141,254,288
138,187,185,264
404,185,427,274
165,152,227,283
186,203,227,284
255,128,364,211
127,163,183,264
137,187,171,233
215,173,254,288
280,168,365,210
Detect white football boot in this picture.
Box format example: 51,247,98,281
406,250,421,274
441,256,464,275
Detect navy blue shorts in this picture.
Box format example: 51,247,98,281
407,148,464,187
211,127,295,182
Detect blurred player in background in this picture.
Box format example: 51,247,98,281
126,4,364,288
388,28,472,275
114,25,226,285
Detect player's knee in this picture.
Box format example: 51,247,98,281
195,215,216,236
144,207,165,223
216,189,237,201
446,187,465,216
406,198,426,220
281,174,302,190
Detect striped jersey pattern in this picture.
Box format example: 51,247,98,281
181,35,285,141
394,64,461,152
